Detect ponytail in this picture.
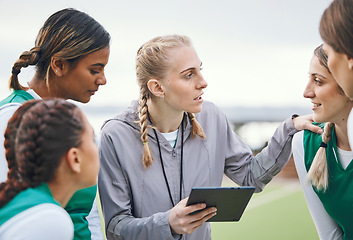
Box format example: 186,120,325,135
9,47,41,90
306,122,334,192
138,96,153,168
187,112,206,139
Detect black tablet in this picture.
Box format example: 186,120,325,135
186,186,255,222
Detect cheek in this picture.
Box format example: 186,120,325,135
93,147,100,172
327,57,336,72
72,69,91,82
327,59,342,83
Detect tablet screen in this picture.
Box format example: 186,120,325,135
186,187,255,222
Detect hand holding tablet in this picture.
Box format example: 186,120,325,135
186,187,255,222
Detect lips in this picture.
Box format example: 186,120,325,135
311,102,322,111
313,103,321,107
88,90,97,95
194,92,204,101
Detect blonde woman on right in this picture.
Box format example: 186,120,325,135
292,44,353,240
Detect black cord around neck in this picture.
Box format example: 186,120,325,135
148,112,185,240
148,112,185,207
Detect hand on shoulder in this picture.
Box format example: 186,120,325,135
292,114,323,134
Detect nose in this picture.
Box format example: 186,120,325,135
197,74,208,89
96,72,107,86
303,81,314,99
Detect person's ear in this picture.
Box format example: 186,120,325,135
347,55,353,71
147,79,165,98
65,148,81,174
50,57,69,77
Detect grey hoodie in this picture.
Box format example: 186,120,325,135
98,101,298,240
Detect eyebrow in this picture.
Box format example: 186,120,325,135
311,72,327,79
91,63,105,67
179,62,203,74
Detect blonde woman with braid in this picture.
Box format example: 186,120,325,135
0,8,110,239
0,99,99,239
292,45,353,240
98,34,321,240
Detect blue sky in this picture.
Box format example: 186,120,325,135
0,0,332,108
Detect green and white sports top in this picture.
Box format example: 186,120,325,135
0,183,73,240
0,89,99,240
304,123,353,240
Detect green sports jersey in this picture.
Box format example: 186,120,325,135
0,184,59,226
304,123,353,240
66,185,97,239
0,90,35,107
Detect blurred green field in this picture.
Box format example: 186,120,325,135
97,177,319,240
211,177,318,240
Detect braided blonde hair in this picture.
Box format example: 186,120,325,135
306,122,334,192
136,35,206,168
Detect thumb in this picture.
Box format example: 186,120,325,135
306,124,323,134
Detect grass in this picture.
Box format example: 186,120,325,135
97,177,319,240
211,177,319,240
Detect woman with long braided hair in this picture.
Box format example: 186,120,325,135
0,99,99,239
98,34,321,240
0,8,110,239
292,45,353,239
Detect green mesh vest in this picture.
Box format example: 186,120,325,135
0,90,98,240
0,184,60,226
304,123,353,240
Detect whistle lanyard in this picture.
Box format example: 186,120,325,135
150,113,185,207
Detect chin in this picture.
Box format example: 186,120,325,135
79,97,91,104
190,105,203,114
313,116,326,124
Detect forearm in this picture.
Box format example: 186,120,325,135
251,117,298,190
225,117,297,192
106,212,176,240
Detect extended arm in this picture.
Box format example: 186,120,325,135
224,114,322,192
